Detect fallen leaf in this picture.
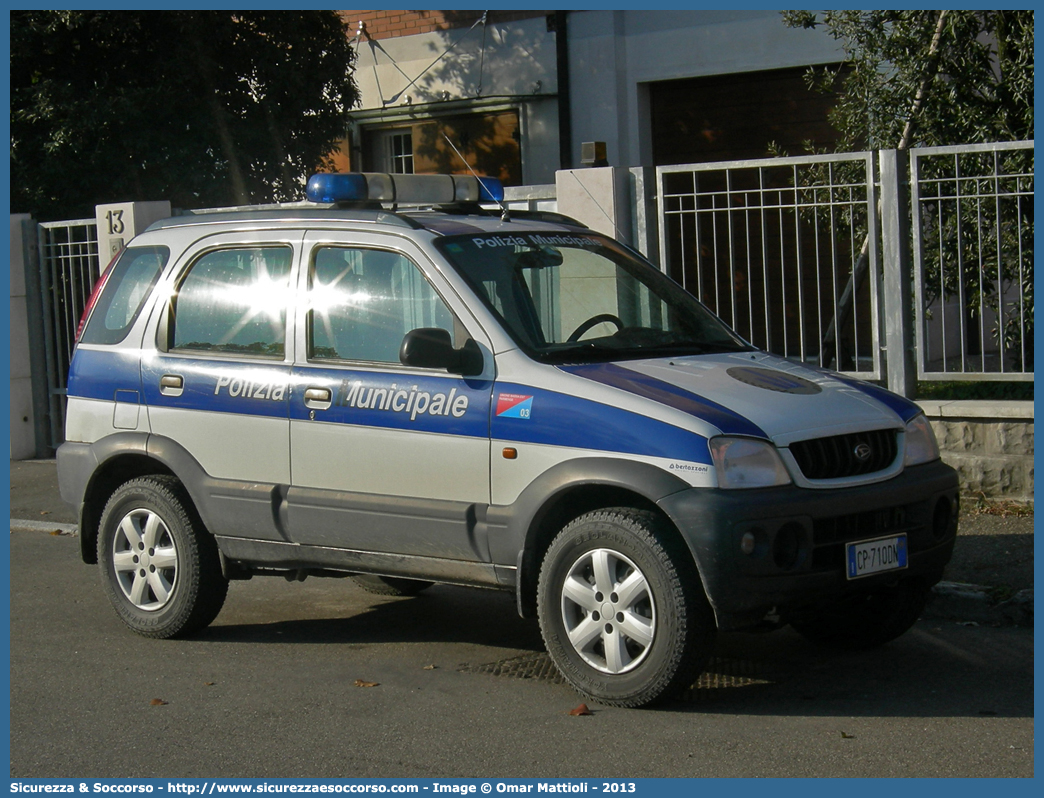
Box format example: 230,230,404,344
40,510,51,516
353,679,380,688
203,682,216,687
422,665,438,671
840,731,855,739
150,698,168,706
568,703,593,716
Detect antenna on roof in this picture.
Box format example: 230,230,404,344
441,133,510,223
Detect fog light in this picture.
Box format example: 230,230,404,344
772,523,804,570
740,531,757,555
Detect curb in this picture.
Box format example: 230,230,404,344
10,519,79,535
927,581,1033,628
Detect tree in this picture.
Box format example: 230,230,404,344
11,11,358,220
783,11,1034,376
783,10,1033,150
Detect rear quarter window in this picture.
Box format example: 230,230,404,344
80,246,169,345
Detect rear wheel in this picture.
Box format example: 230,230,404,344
97,476,228,638
537,508,715,708
788,577,931,650
351,574,434,596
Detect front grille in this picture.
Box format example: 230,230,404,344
788,428,898,480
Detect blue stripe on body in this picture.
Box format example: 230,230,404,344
492,382,712,464
69,349,710,463
291,365,492,438
825,372,922,423
559,362,767,438
67,348,143,401
142,356,291,419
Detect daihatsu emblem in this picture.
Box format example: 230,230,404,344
853,443,873,462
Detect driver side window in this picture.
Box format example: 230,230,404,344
308,246,457,363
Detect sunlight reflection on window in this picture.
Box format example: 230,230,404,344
172,247,292,356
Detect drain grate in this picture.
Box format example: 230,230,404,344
680,656,772,701
461,653,772,701
461,652,568,684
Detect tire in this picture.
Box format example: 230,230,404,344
97,476,228,639
537,508,716,708
788,577,931,650
351,574,434,596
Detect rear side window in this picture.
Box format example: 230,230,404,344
80,246,169,345
170,246,292,358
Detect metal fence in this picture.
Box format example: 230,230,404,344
655,142,1034,388
37,218,99,449
911,141,1034,381
657,152,880,379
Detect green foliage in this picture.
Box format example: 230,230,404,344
782,10,1034,150
783,11,1034,378
11,11,358,220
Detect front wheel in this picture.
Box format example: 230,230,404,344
97,476,228,638
788,577,931,650
537,509,716,708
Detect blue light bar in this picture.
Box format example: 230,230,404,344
306,172,505,205
306,173,367,203
476,176,505,203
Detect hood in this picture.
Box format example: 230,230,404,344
561,352,920,446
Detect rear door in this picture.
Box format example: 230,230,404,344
141,231,301,541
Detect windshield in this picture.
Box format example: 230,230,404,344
435,232,751,363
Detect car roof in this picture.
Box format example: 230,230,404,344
145,205,589,238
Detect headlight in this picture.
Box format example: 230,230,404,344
904,413,941,466
709,437,792,489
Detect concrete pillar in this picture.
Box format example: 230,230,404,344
555,167,632,244
879,149,916,398
95,201,171,270
628,166,659,265
10,215,36,459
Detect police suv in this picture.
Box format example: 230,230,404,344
59,172,959,707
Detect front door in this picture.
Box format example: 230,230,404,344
287,234,493,563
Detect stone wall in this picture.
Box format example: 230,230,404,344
919,400,1034,506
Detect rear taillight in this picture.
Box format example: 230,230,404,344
75,248,123,343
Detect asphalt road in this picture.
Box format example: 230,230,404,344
9,527,1033,779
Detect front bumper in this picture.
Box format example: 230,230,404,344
658,460,959,630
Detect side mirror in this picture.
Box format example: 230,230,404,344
399,328,484,377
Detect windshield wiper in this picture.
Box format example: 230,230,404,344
536,341,622,364
631,341,751,356
537,339,752,364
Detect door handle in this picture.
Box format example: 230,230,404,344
159,374,184,397
304,387,332,410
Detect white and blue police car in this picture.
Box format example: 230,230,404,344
58,172,959,707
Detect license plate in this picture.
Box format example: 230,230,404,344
846,534,908,580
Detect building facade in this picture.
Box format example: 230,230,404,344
337,9,845,184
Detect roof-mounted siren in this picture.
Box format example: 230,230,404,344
306,173,504,206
